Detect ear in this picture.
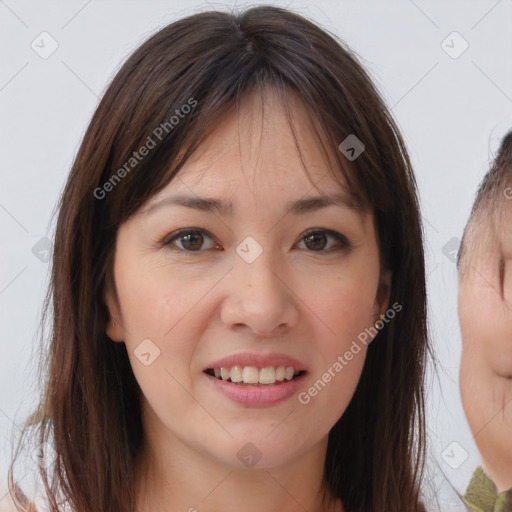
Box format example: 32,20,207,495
104,279,124,343
373,270,391,322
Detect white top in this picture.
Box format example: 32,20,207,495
0,484,74,512
0,487,19,512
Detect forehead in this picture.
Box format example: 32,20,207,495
154,87,356,205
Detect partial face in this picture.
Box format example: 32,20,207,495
459,203,512,490
106,88,389,471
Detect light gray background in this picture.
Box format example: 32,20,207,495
1,0,511,510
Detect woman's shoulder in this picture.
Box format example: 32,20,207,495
0,480,76,512
0,483,39,511
0,489,20,512
0,480,57,512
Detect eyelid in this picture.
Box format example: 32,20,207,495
301,228,351,249
161,227,351,253
160,228,220,251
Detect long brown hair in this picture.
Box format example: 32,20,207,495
8,6,429,511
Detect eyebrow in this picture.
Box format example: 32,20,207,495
142,193,361,217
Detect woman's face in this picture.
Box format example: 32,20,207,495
459,206,512,490
105,89,389,471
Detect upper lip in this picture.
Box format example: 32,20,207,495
204,352,308,372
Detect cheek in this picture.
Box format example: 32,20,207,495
307,262,380,340
459,285,498,355
459,288,512,377
460,311,512,456
115,256,209,337
460,352,484,420
297,337,369,438
113,261,213,390
461,360,512,469
296,265,377,423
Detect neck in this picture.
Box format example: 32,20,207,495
134,432,343,512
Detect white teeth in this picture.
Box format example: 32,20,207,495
212,365,301,385
275,366,286,381
242,366,259,384
259,367,276,384
230,365,243,383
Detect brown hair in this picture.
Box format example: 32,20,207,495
457,130,512,272
8,6,429,512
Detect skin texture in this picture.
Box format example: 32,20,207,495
105,88,390,512
459,201,512,492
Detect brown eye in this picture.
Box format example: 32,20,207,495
304,231,328,251
180,232,204,251
299,229,351,253
163,229,219,253
161,228,350,255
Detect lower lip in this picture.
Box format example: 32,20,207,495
204,372,307,407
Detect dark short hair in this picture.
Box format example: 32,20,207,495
457,130,512,271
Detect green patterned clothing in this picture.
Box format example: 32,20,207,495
463,466,512,512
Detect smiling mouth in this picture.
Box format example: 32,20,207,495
204,368,307,386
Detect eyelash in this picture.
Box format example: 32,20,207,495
160,228,351,255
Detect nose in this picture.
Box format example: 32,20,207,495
220,249,300,336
